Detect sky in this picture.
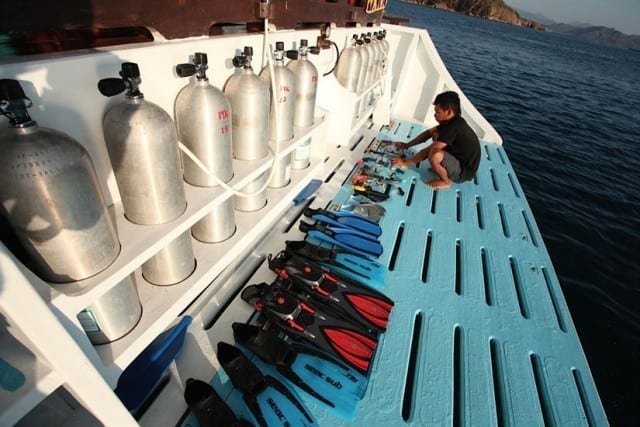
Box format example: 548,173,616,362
505,0,640,35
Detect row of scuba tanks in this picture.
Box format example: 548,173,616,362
0,31,389,345
335,31,390,113
0,39,321,345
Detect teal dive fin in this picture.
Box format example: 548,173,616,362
233,323,366,420
217,342,318,427
286,240,386,289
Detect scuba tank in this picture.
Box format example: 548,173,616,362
77,273,141,345
335,34,363,93
0,79,120,284
99,62,195,285
358,33,374,113
224,46,270,161
260,41,297,188
287,39,319,169
175,52,235,243
225,46,269,211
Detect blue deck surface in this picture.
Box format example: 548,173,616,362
314,119,608,426
183,119,608,426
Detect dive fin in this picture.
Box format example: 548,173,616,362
285,240,387,290
303,207,382,237
216,342,317,427
232,322,366,419
269,251,393,333
300,221,383,258
183,378,252,427
241,282,378,375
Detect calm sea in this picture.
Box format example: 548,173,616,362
386,1,640,425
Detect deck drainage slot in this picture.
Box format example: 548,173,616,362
473,174,479,186
393,123,400,135
455,240,462,295
489,339,507,427
402,311,424,421
430,190,438,213
324,156,330,163
490,168,499,191
484,144,491,160
453,326,464,427
456,190,462,222
530,354,556,426
498,203,510,237
522,210,538,247
388,223,405,271
324,159,344,183
542,267,567,332
407,125,415,139
421,231,433,283
508,172,520,198
405,179,416,206
476,196,484,229
509,256,530,319
481,248,492,305
497,147,507,164
572,368,596,427
350,135,365,151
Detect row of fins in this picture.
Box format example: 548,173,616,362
183,197,394,425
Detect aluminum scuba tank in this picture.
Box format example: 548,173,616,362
260,41,297,188
175,52,235,242
225,47,269,211
224,46,270,161
287,39,319,169
335,34,363,93
0,79,120,284
99,62,195,285
77,273,141,345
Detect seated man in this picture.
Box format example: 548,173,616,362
391,91,480,189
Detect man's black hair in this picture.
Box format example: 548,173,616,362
433,91,461,116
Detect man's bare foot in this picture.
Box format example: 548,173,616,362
426,179,451,189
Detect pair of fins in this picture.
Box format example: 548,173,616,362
241,273,392,375
299,207,384,258
233,322,367,420
268,250,394,334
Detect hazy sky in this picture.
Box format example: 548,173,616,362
505,0,640,35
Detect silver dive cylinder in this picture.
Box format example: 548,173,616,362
225,46,270,211
359,33,375,113
260,41,297,188
0,79,121,284
335,34,363,93
77,273,142,345
175,53,235,243
287,39,319,169
99,63,195,286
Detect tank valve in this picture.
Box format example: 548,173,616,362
317,23,333,50
0,79,33,126
176,52,209,80
98,62,142,98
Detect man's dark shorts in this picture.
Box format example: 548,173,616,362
442,151,462,182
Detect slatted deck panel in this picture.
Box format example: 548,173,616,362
311,119,607,426
181,119,608,427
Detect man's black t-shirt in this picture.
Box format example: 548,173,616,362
437,115,480,181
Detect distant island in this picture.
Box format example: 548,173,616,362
402,0,640,50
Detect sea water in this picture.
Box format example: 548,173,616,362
387,1,640,425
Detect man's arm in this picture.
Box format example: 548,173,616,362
394,126,436,149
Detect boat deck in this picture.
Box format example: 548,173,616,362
178,118,607,426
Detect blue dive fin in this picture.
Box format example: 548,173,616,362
304,207,382,237
217,342,318,427
305,229,382,258
232,322,366,420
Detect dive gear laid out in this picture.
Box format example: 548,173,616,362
217,342,318,427
241,281,378,375
232,322,366,420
